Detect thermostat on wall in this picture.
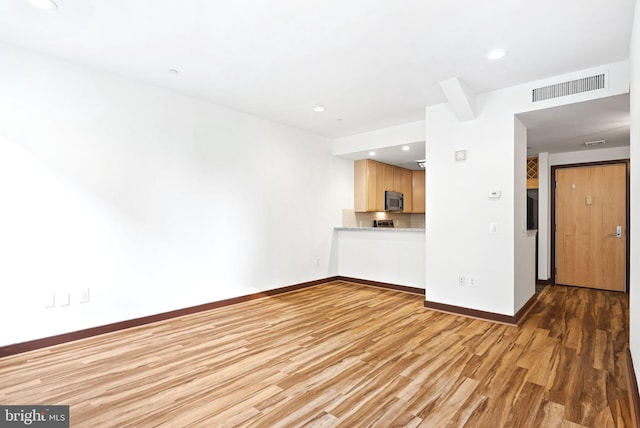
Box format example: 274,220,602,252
488,190,501,199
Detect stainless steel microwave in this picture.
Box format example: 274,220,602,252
385,191,404,211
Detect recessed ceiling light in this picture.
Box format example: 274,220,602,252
369,151,376,156
487,49,506,60
168,69,179,74
313,105,326,113
28,0,58,10
402,146,410,151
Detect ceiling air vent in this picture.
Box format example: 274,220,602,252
532,73,605,102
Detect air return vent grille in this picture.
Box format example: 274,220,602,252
532,74,605,102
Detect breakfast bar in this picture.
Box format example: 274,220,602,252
334,227,425,288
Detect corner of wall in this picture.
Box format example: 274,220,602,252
628,0,640,380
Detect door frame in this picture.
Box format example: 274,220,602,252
550,159,630,291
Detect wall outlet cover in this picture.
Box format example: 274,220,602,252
490,223,498,234
468,275,477,288
45,294,55,308
58,292,70,307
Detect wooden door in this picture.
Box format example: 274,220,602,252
555,163,626,291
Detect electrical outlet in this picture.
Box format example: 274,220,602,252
468,275,477,288
458,275,466,287
58,292,70,307
315,257,320,267
45,294,55,309
80,288,90,303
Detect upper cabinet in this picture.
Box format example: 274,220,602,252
411,170,425,213
400,168,413,212
354,159,384,212
382,163,396,195
527,157,539,189
354,160,424,213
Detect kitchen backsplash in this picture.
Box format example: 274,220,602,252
342,209,425,229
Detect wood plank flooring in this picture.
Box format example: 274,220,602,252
0,281,631,427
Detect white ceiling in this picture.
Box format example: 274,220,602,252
518,94,630,155
339,141,426,171
0,0,635,139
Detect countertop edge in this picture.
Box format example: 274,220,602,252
335,227,425,232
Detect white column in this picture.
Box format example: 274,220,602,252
537,152,550,281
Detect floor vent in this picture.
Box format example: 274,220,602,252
532,73,606,102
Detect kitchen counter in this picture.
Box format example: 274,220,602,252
334,227,425,232
334,227,425,287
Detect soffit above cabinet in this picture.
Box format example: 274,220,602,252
339,141,425,171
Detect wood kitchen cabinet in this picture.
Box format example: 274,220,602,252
354,159,384,212
354,159,417,213
382,163,395,194
412,170,425,213
399,168,413,213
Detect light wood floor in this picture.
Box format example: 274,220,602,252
0,281,631,427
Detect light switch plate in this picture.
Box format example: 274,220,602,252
490,223,498,234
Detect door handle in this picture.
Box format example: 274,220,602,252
608,226,623,238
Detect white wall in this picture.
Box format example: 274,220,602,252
548,146,630,166
535,146,631,280
336,229,425,287
425,60,630,316
333,120,425,156
514,118,535,310
629,0,640,376
0,42,353,346
537,152,550,280
425,94,517,315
